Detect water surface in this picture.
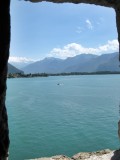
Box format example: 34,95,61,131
7,75,120,160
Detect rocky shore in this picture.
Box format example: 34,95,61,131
29,149,120,160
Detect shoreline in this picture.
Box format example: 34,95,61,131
7,71,120,79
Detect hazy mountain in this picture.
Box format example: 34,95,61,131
10,61,35,69
22,52,120,74
96,54,120,71
22,57,63,74
61,54,97,72
8,63,24,74
74,52,118,72
22,54,97,73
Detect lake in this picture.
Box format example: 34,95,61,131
6,75,120,160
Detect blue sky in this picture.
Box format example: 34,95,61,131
9,0,118,64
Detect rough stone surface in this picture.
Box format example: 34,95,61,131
29,149,120,160
29,155,71,160
26,0,117,8
72,149,113,160
0,0,10,159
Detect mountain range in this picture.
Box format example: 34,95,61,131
22,52,120,74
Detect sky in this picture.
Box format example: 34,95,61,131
9,0,119,65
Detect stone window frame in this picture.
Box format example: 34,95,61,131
0,1,119,159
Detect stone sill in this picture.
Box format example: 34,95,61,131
28,149,120,160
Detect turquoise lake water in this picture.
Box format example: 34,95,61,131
6,75,120,160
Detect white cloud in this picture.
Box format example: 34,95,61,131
86,19,93,30
9,56,35,63
48,39,119,59
9,40,119,62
